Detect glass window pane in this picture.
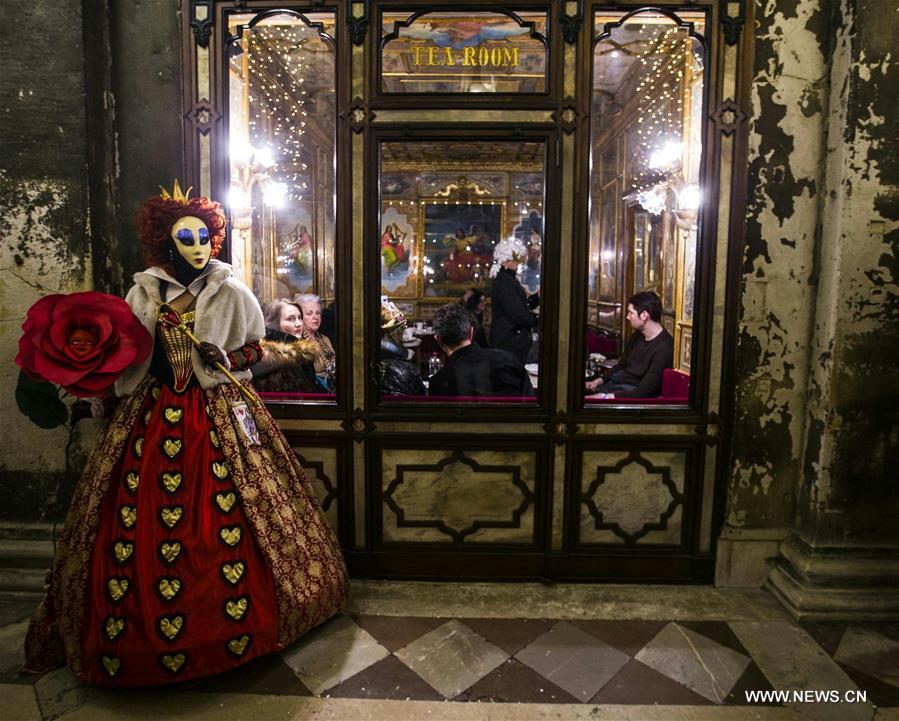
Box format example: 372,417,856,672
585,10,705,405
378,141,545,404
226,12,338,403
380,11,548,93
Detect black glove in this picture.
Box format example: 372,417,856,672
198,341,227,368
527,292,540,309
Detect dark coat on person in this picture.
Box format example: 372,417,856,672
468,310,489,348
489,266,538,364
379,338,426,396
428,343,534,397
602,328,674,398
251,329,320,394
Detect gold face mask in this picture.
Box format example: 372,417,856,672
170,216,212,270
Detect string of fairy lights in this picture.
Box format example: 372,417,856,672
625,25,696,193
245,25,315,201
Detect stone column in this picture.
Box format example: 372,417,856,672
767,0,899,619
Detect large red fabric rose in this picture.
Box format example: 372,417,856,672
15,291,152,397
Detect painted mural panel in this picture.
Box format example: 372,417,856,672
380,11,548,94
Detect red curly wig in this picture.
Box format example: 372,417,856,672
135,195,226,274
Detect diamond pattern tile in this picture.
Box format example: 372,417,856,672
325,655,443,701
7,606,899,710
591,658,713,705
280,615,390,695
353,615,444,653
834,625,899,689
722,661,779,706
394,619,509,699
458,658,579,704
514,620,629,702
838,663,899,709
572,619,669,657
635,622,751,703
678,621,752,657
799,621,850,657
460,617,556,656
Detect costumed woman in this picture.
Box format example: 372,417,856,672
251,299,320,395
378,299,426,397
294,294,336,393
489,237,540,365
25,183,348,686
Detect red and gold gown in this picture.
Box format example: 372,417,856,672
25,309,348,686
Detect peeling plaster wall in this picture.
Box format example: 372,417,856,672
797,0,899,546
110,0,184,280
727,0,832,529
0,2,95,514
728,0,899,542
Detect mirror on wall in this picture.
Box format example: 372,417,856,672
377,140,546,403
584,9,705,405
226,11,338,402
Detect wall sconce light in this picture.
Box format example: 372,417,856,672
229,141,281,227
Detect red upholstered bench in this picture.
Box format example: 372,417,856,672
586,329,617,356
584,368,690,405
257,392,337,403
381,394,537,403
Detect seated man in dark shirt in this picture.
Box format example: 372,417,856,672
429,303,534,397
586,290,673,398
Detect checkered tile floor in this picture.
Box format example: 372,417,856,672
160,615,899,707
2,590,898,718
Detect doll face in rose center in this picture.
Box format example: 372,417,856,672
67,327,99,358
278,304,304,337
170,216,212,269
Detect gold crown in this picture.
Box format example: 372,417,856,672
159,180,193,204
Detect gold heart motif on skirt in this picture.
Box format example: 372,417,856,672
227,635,251,656
160,506,183,528
159,615,184,640
209,430,221,448
164,407,184,425
212,461,229,480
133,437,144,458
221,562,245,585
119,505,136,529
160,472,182,493
160,541,182,563
101,655,120,676
144,409,152,425
152,387,161,400
219,526,242,547
157,577,182,600
107,578,129,601
113,541,134,563
161,653,186,673
163,438,182,459
215,491,237,513
105,617,125,640
125,472,139,492
225,597,249,621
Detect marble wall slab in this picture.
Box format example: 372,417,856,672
580,450,686,545
294,445,340,532
381,449,537,544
